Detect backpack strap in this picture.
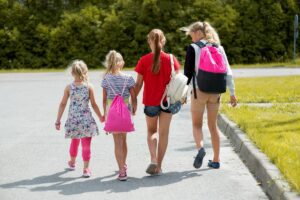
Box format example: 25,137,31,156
104,76,117,96
160,54,175,110
121,76,129,96
170,54,176,78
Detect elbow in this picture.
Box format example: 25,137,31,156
60,102,67,108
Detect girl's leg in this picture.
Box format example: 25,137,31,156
81,137,92,169
191,110,205,150
156,111,172,172
207,102,221,162
146,116,159,163
122,133,127,167
69,139,80,164
113,134,125,171
190,90,206,150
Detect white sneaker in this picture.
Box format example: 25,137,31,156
82,168,91,178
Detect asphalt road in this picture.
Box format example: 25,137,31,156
0,69,285,200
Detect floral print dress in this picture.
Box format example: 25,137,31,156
65,83,99,138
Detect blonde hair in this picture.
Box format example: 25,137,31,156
69,60,89,82
184,21,220,45
147,29,166,74
103,50,124,74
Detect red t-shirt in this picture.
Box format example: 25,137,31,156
135,51,180,106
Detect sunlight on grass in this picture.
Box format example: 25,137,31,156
232,58,300,68
222,76,300,103
221,75,300,193
221,104,300,193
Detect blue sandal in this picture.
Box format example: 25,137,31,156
208,160,220,169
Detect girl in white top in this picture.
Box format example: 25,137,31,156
183,21,237,169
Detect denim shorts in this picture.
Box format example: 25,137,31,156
144,102,171,117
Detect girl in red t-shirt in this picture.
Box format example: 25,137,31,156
134,29,180,175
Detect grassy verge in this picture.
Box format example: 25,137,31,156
231,58,300,68
1,58,300,73
221,104,300,193
0,68,65,73
0,67,137,73
222,76,300,103
221,75,300,193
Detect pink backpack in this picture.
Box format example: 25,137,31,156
196,42,227,93
104,76,134,133
199,45,227,73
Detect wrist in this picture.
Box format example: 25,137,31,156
55,121,61,125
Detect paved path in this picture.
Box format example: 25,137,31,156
0,71,271,200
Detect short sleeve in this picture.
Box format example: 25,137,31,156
173,55,180,71
135,58,144,76
127,76,135,89
101,78,108,89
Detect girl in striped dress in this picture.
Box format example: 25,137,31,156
101,50,137,181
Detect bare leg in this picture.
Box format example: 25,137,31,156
156,112,172,171
146,116,159,163
122,133,127,167
207,105,220,162
191,110,205,150
113,134,125,170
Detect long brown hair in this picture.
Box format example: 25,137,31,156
147,29,166,74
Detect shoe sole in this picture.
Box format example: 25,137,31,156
82,174,91,178
146,163,157,175
208,161,220,169
68,167,75,171
118,177,128,181
193,151,206,169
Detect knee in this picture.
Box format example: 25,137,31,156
148,128,157,135
192,120,203,129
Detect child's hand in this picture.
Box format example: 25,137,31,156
132,104,137,116
230,95,237,107
100,115,105,123
55,121,61,130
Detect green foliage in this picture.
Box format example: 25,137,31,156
0,0,299,68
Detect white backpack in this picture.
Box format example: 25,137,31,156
160,54,189,110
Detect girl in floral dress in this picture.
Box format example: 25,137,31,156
55,60,104,178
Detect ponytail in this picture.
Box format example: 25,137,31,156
153,33,162,74
147,29,166,74
203,21,220,45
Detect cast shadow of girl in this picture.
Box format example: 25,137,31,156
0,169,209,195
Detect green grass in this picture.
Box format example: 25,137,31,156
1,58,300,73
221,104,300,193
0,67,136,73
222,76,300,103
221,75,300,193
0,68,65,73
231,58,300,68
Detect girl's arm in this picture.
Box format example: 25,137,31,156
55,85,70,130
220,46,237,107
134,74,143,97
102,88,107,121
89,85,104,122
129,87,137,115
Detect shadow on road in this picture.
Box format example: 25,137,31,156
0,169,211,195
